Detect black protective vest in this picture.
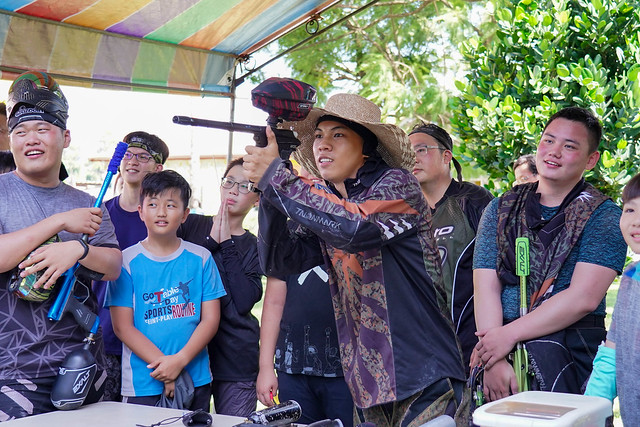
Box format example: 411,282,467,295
496,179,609,310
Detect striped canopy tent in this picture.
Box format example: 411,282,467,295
0,0,339,97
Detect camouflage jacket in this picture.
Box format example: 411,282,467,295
256,157,465,408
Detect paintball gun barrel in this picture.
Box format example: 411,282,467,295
172,116,300,160
173,77,316,160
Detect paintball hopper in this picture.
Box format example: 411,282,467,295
251,77,317,126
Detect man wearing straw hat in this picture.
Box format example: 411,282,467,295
244,94,467,425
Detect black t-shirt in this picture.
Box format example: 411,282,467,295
275,265,343,377
179,214,263,381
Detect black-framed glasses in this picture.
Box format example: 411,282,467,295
413,145,446,157
221,177,255,194
123,151,154,163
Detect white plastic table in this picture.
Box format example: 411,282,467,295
2,401,246,427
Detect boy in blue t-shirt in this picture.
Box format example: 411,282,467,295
107,170,226,411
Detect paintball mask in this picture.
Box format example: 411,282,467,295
6,71,69,132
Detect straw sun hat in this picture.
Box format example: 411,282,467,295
283,93,415,179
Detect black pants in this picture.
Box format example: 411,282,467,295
278,372,355,427
122,383,211,412
565,315,606,391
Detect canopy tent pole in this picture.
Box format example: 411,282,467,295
227,61,241,165
236,0,380,84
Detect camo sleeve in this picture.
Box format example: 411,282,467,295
257,159,424,254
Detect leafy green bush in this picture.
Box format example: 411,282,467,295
452,0,640,196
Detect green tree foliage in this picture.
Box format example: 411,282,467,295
271,0,491,129
452,0,640,195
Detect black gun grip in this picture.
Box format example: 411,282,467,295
253,130,269,148
253,128,301,160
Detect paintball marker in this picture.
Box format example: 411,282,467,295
48,141,128,409
173,77,317,160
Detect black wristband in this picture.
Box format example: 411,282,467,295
77,239,90,260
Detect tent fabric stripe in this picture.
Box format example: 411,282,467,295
182,0,277,51
3,1,31,10
145,0,236,45
64,0,156,31
94,35,139,83
51,24,101,78
0,0,340,95
217,0,330,55
0,0,337,53
0,13,233,94
108,0,199,39
17,0,96,23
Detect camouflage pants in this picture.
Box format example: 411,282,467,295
356,378,470,427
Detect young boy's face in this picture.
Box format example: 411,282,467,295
312,120,366,185
535,118,599,186
138,188,189,237
121,146,162,187
221,164,258,217
10,120,70,186
620,197,640,254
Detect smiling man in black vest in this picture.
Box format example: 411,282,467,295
473,107,627,401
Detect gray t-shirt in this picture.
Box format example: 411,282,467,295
607,261,640,426
0,172,118,379
473,197,626,321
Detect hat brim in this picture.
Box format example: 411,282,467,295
282,107,415,179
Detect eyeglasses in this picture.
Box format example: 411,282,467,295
221,177,255,194
413,145,445,156
123,151,154,163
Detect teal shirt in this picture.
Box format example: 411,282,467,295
473,198,626,322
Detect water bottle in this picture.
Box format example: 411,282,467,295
50,342,97,410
